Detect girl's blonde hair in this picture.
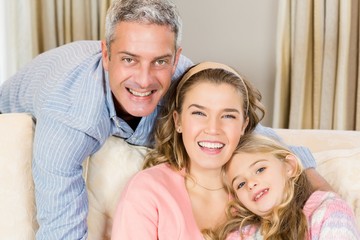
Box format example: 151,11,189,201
219,134,312,240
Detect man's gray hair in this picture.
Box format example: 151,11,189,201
105,0,182,52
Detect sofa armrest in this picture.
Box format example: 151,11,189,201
0,113,38,239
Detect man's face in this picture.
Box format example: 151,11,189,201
102,21,182,117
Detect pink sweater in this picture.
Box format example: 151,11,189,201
226,191,360,239
111,163,205,240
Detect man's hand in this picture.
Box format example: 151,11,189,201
305,168,333,192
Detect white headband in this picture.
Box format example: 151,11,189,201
176,61,249,115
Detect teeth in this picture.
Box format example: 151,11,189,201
198,142,224,149
255,189,268,201
128,88,152,97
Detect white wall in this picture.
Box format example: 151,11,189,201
173,0,278,126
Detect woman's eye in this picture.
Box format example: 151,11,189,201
192,111,205,116
223,114,236,119
236,182,245,190
256,167,266,174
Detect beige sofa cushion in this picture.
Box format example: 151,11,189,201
315,148,360,225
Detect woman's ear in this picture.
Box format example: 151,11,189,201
241,117,249,134
284,154,298,177
173,111,181,133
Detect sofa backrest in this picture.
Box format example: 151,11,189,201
0,113,359,239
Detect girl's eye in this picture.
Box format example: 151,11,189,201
236,182,245,190
256,167,266,174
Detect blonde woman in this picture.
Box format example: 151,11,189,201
112,62,265,239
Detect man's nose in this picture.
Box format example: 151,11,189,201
137,63,153,88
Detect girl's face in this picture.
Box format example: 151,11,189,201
227,152,295,217
173,81,248,173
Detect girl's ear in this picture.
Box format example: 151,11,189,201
284,154,298,177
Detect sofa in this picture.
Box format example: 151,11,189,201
0,113,359,239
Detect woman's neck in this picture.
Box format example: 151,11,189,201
188,166,224,191
185,166,228,230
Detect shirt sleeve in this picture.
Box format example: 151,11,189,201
254,124,316,169
33,113,99,239
172,54,194,81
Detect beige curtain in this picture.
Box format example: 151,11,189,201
1,0,113,84
274,0,360,130
1,1,38,83
34,0,113,53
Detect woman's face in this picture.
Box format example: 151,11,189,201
173,81,248,173
227,152,295,216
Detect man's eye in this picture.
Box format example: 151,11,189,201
256,167,266,174
122,57,134,64
155,59,168,66
236,182,245,190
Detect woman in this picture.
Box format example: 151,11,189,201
111,61,264,239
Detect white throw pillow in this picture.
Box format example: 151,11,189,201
314,147,360,226
86,136,150,240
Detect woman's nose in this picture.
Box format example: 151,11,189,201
204,117,220,134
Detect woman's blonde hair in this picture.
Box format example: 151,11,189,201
219,134,312,240
143,62,265,171
142,62,265,238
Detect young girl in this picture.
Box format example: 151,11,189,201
220,134,360,240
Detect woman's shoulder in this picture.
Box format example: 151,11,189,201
126,163,183,190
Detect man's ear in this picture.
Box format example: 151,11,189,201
101,40,109,71
284,154,299,177
172,47,182,76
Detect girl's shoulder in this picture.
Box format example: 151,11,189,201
304,192,360,238
225,225,262,240
304,190,347,215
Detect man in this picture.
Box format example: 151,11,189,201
1,0,191,239
0,0,330,239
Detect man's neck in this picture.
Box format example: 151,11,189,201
114,99,141,131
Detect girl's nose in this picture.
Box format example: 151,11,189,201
248,181,257,190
